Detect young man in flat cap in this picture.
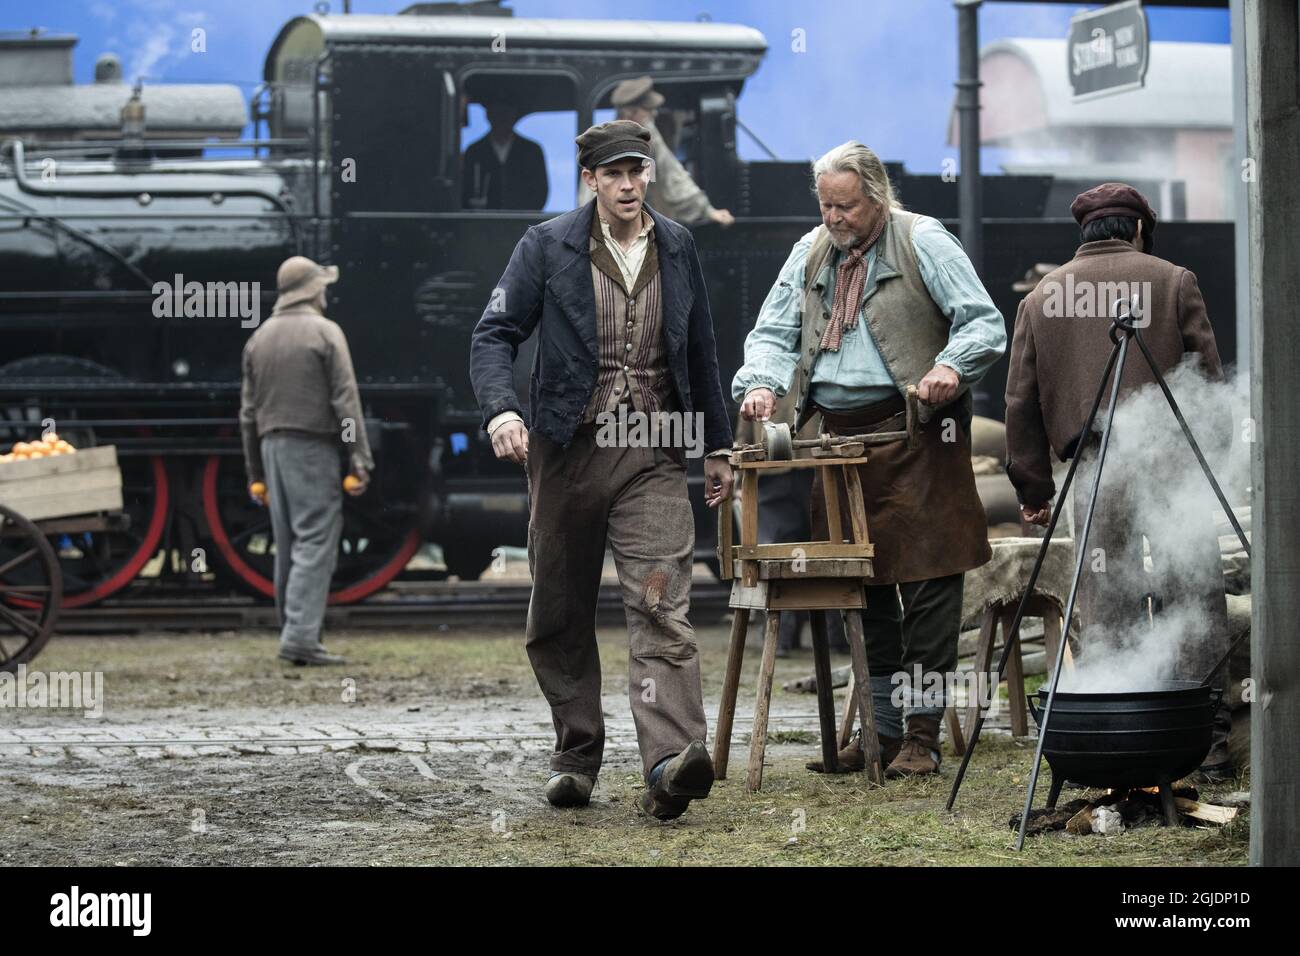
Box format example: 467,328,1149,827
469,120,734,819
1004,182,1234,779
240,256,373,666
577,76,734,229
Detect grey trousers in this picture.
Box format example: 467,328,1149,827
262,431,343,650
525,424,708,780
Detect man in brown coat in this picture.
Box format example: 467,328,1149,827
1004,183,1233,776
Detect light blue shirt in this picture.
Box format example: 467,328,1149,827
731,216,1007,409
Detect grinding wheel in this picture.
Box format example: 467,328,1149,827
761,421,793,461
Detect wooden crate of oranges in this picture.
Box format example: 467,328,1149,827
0,436,124,522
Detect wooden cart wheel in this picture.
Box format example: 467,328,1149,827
0,504,62,673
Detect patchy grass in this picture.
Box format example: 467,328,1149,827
5,627,1250,866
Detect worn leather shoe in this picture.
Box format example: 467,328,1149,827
544,772,595,808
805,729,902,774
278,643,346,666
885,716,942,778
640,740,714,820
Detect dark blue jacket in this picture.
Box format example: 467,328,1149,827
469,200,733,453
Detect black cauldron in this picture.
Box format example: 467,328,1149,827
1027,679,1219,807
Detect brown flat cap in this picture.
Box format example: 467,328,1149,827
575,119,652,171
1071,182,1157,252
611,76,665,110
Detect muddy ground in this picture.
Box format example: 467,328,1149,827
0,613,1249,866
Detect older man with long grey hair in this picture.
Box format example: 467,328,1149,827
731,141,1006,778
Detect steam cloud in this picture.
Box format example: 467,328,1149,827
1059,356,1250,693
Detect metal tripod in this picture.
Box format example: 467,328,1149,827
943,300,1253,850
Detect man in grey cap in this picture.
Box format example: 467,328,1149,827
239,256,374,666
470,120,734,819
578,76,734,229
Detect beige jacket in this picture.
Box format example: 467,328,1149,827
238,304,374,482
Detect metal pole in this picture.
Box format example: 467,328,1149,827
1244,0,1300,867
955,0,983,278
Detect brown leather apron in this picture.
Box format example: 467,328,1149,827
809,394,991,585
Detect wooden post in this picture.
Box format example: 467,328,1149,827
747,611,782,792
1001,606,1028,738
713,608,750,779
1245,0,1300,865
843,607,883,784
809,610,840,773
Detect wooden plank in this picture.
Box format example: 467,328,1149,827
757,558,872,580
747,611,782,792
821,463,843,543
739,470,758,547
1174,798,1239,825
728,579,768,610
0,444,117,484
965,610,997,739
769,578,865,610
844,607,883,784
713,608,750,780
0,468,121,503
737,542,874,560
946,706,966,756
733,456,871,470
838,664,857,749
842,465,871,546
809,610,840,774
1002,606,1029,738
0,487,123,523
718,500,734,580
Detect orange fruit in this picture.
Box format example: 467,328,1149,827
249,481,267,501
343,475,363,492
12,442,30,454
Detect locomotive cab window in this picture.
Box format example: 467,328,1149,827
458,73,577,214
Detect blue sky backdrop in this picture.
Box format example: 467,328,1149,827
17,0,1229,208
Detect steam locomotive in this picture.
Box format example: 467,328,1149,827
0,3,1235,607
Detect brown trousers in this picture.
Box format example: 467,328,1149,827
525,424,707,779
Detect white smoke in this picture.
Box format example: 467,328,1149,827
1058,356,1250,693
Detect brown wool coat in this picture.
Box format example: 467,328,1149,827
1004,239,1223,507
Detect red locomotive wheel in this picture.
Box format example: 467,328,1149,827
200,455,420,605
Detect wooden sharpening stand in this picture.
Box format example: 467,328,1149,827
713,439,885,791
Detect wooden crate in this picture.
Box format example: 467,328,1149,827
0,445,124,522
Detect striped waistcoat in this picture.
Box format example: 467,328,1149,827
582,215,677,421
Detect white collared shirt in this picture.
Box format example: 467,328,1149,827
597,212,654,290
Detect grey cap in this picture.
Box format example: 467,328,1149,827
575,119,652,171
611,76,665,110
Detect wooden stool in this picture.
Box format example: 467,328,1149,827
945,593,1069,753
712,444,884,790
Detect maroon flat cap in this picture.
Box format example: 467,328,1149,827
1071,182,1157,251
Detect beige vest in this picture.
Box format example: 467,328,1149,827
791,208,968,429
